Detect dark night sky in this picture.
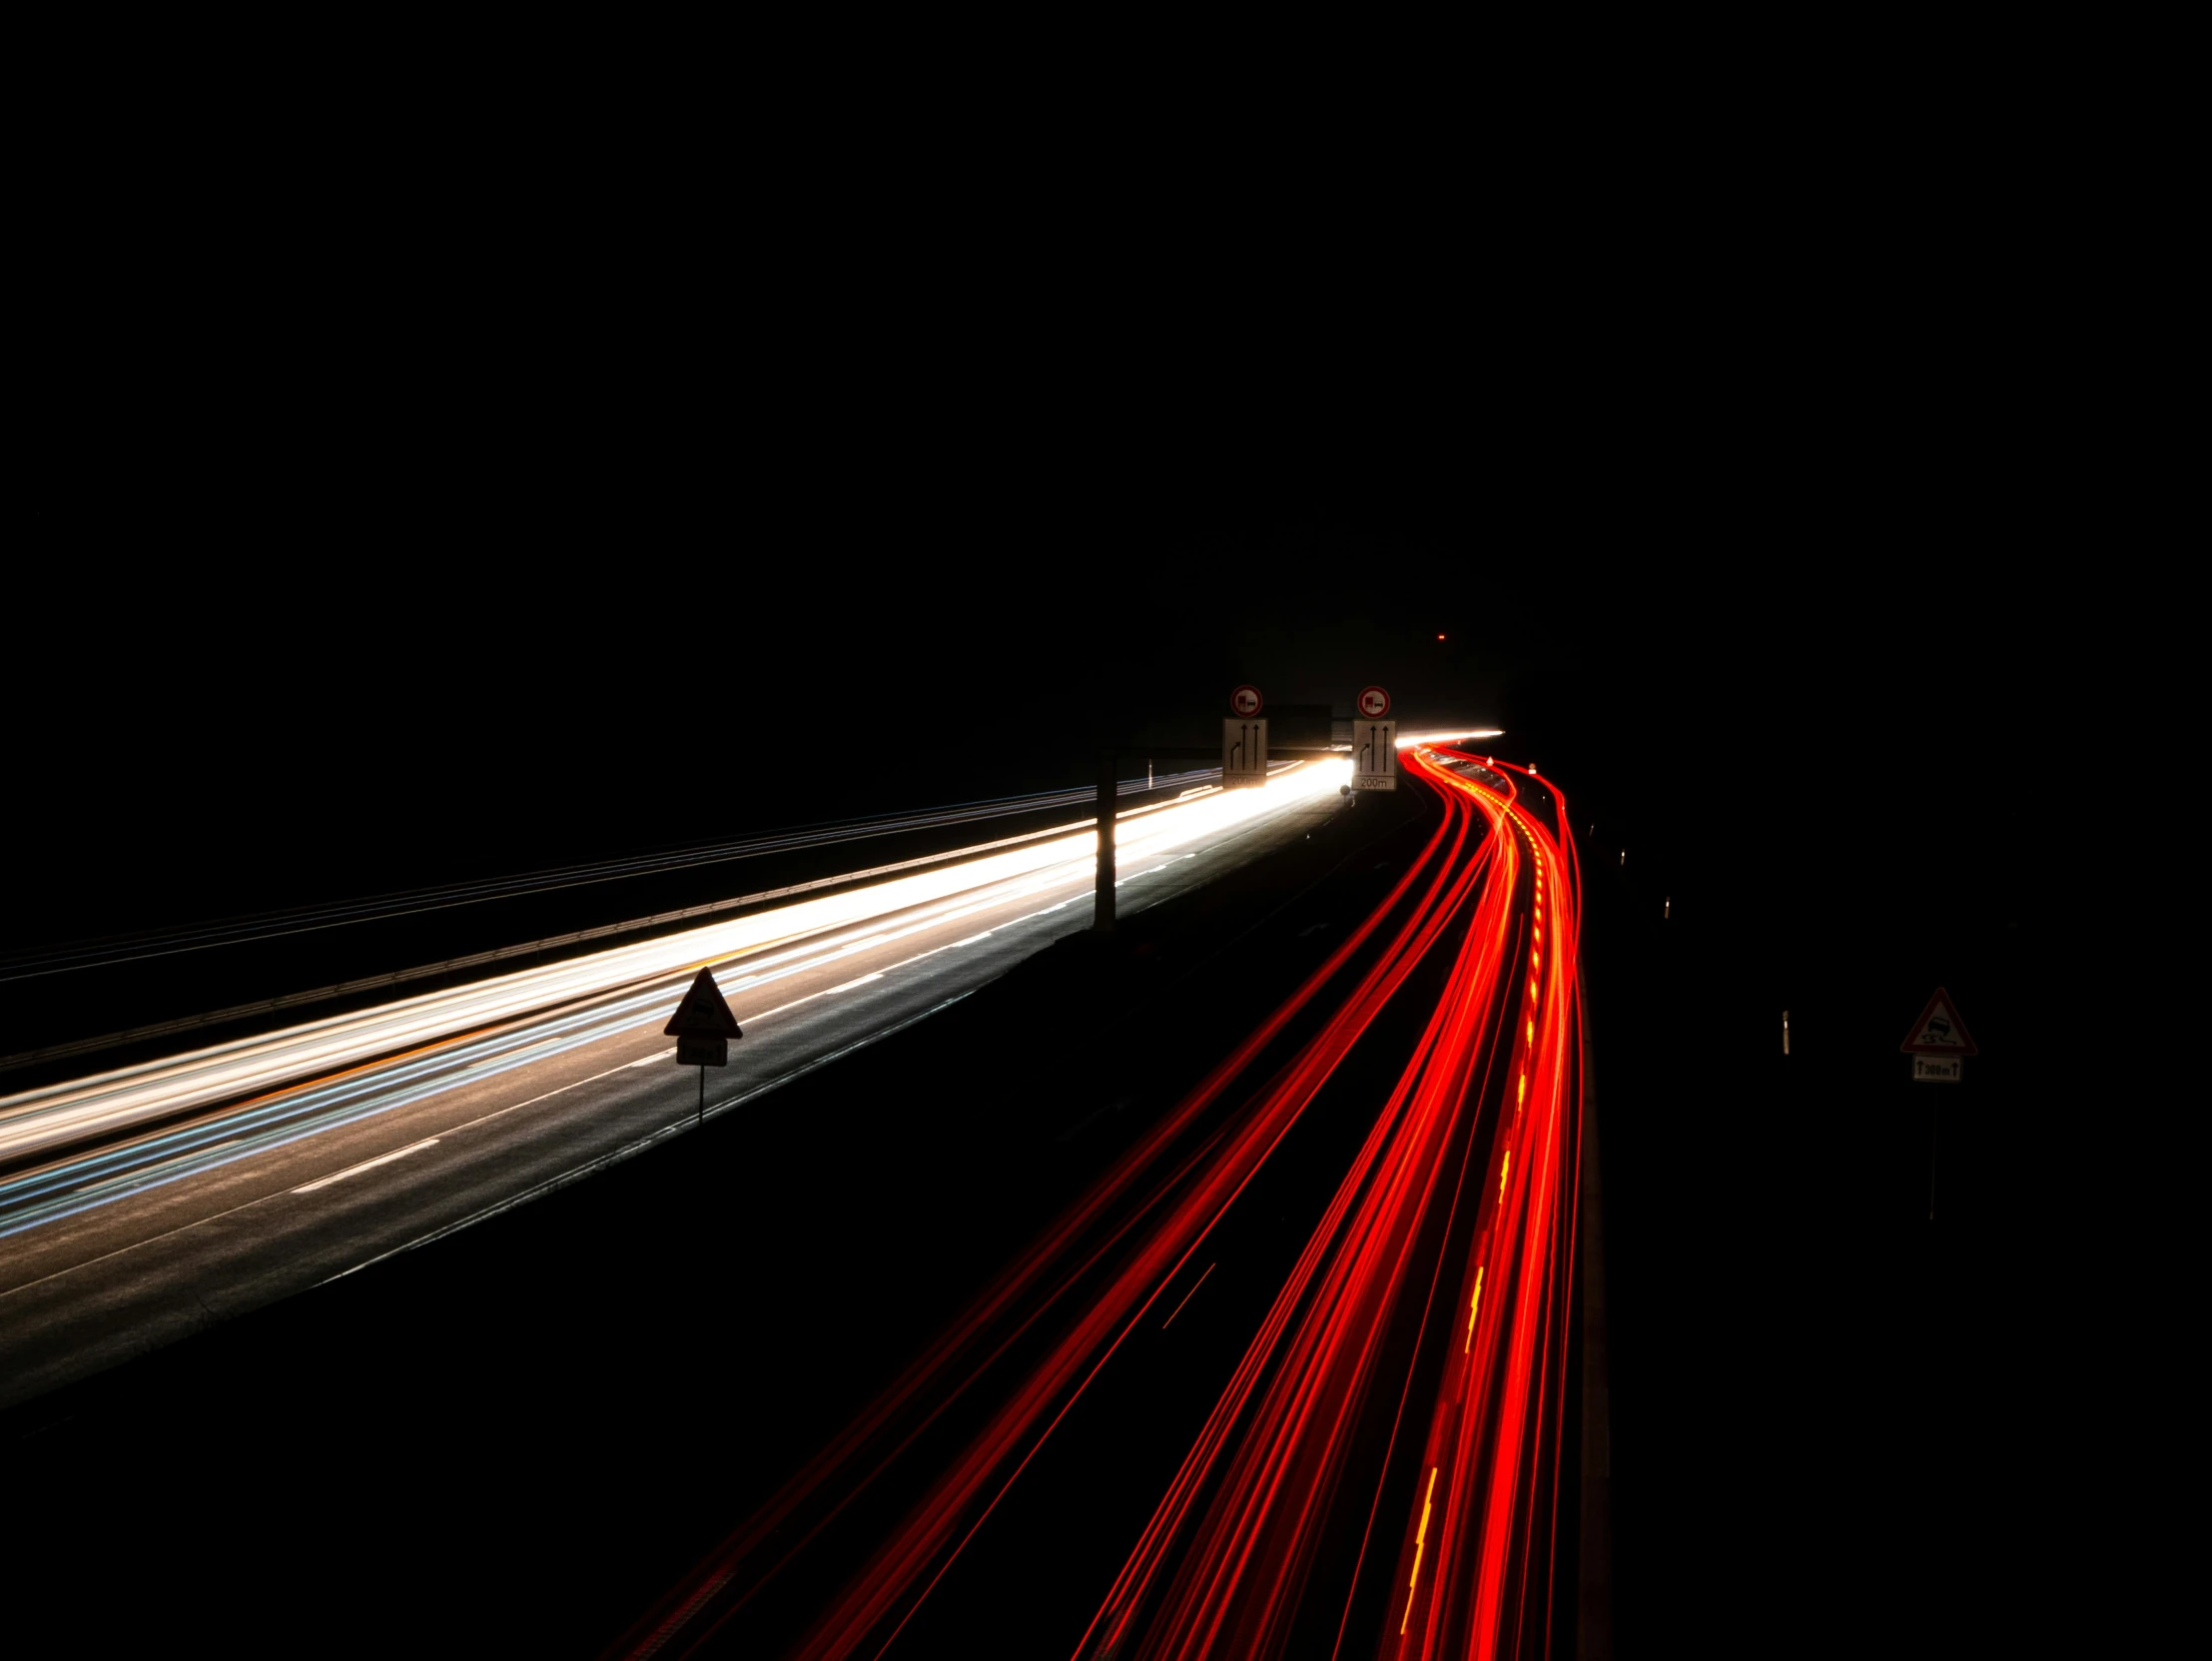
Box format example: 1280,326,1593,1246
11,165,2102,989
11,415,2069,951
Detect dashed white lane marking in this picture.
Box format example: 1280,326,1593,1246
293,1138,440,1195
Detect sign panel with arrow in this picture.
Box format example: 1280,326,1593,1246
1223,717,1268,788
1351,718,1397,791
666,967,743,1070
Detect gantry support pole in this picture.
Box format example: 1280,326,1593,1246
1094,750,1117,932
1087,740,1339,935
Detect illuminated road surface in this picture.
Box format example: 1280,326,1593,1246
613,744,1584,1661
0,763,1347,1410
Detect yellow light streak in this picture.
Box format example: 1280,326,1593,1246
1402,1465,1440,1633
1518,1072,1527,1108
1500,1148,1511,1200
1464,1265,1485,1350
1526,1018,1534,1045
3,758,1359,1169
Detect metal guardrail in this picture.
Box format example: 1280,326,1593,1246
0,809,1120,1080
0,768,1224,988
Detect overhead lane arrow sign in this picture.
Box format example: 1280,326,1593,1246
1899,986,1976,1056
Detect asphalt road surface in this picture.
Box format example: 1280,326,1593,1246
0,763,1348,1411
612,744,1589,1660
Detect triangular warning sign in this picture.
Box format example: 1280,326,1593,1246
664,967,743,1038
1899,986,1976,1056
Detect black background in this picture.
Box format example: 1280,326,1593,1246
10,142,2123,1651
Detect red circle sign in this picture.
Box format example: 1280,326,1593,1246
1357,685,1392,717
1230,684,1263,717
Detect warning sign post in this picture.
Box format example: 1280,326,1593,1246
666,967,744,1126
1900,985,1975,1222
1900,987,1977,1060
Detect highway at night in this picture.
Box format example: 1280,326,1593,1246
613,744,1586,1660
13,167,2062,1657
1,737,1600,1660
0,762,1347,1411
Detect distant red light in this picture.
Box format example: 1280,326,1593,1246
1436,633,1446,641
